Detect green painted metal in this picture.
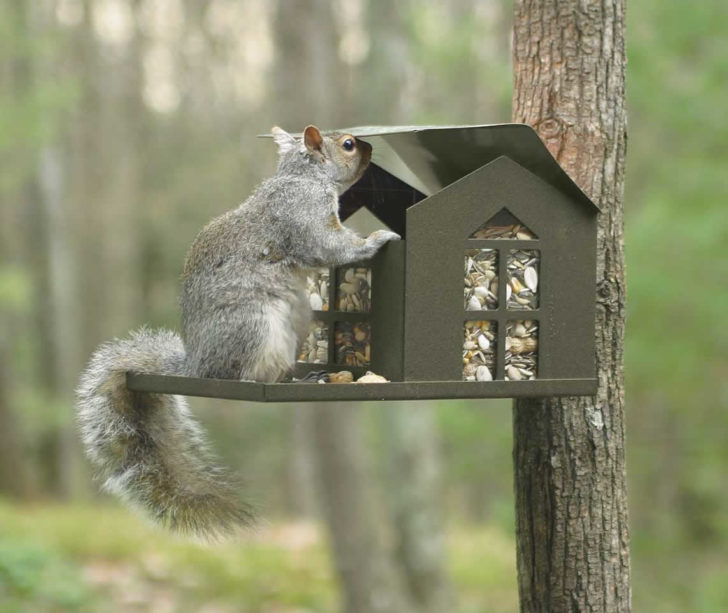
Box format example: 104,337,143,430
403,155,596,384
127,373,598,403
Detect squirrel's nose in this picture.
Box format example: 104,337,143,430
357,139,372,155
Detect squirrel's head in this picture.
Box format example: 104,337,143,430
271,125,371,195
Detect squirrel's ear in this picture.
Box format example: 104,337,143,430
271,126,297,155
303,125,323,153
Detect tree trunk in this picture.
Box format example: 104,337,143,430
287,403,319,517
510,2,631,612
272,0,340,519
95,1,144,338
38,145,81,498
381,404,453,613
312,404,414,613
274,5,446,610
30,0,84,498
0,0,35,500
0,335,32,498
361,6,454,609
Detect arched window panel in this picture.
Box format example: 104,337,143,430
506,249,540,310
463,320,496,381
305,268,330,311
505,320,538,380
336,266,372,312
465,249,499,310
298,320,329,364
335,321,371,367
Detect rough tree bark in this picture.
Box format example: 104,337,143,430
510,1,631,612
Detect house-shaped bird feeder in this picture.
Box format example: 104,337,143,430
128,124,600,403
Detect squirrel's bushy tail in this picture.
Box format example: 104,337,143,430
76,327,253,539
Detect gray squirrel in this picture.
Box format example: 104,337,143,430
76,125,399,539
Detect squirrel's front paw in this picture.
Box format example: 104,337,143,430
370,230,401,244
362,229,401,258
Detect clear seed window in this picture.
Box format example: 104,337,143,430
465,250,499,310
298,320,329,364
507,250,539,310
505,320,538,380
299,265,373,370
463,209,540,381
463,321,497,381
335,321,371,367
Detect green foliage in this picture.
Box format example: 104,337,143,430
625,1,728,609
0,266,32,313
401,1,512,124
0,4,77,195
0,501,518,613
436,400,514,527
0,500,337,612
0,540,92,612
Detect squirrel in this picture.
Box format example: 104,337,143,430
76,125,400,539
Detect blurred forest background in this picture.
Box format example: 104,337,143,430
1,0,727,611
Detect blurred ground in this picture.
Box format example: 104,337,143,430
0,501,516,613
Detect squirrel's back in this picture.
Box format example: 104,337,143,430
180,189,311,382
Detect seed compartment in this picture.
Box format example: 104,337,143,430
505,320,538,380
463,320,497,381
298,320,329,364
465,249,499,310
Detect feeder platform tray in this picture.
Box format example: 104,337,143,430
126,373,597,403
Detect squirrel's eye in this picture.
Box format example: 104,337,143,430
342,138,355,152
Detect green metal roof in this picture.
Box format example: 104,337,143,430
262,124,600,213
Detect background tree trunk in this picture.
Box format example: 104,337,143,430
31,0,83,498
37,143,81,498
361,6,454,609
0,0,35,500
273,0,340,519
0,340,32,498
312,404,414,613
95,0,144,339
510,1,631,612
381,403,453,613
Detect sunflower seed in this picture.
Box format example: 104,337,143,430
476,366,493,381
309,293,323,311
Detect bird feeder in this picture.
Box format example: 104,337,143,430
128,124,599,402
